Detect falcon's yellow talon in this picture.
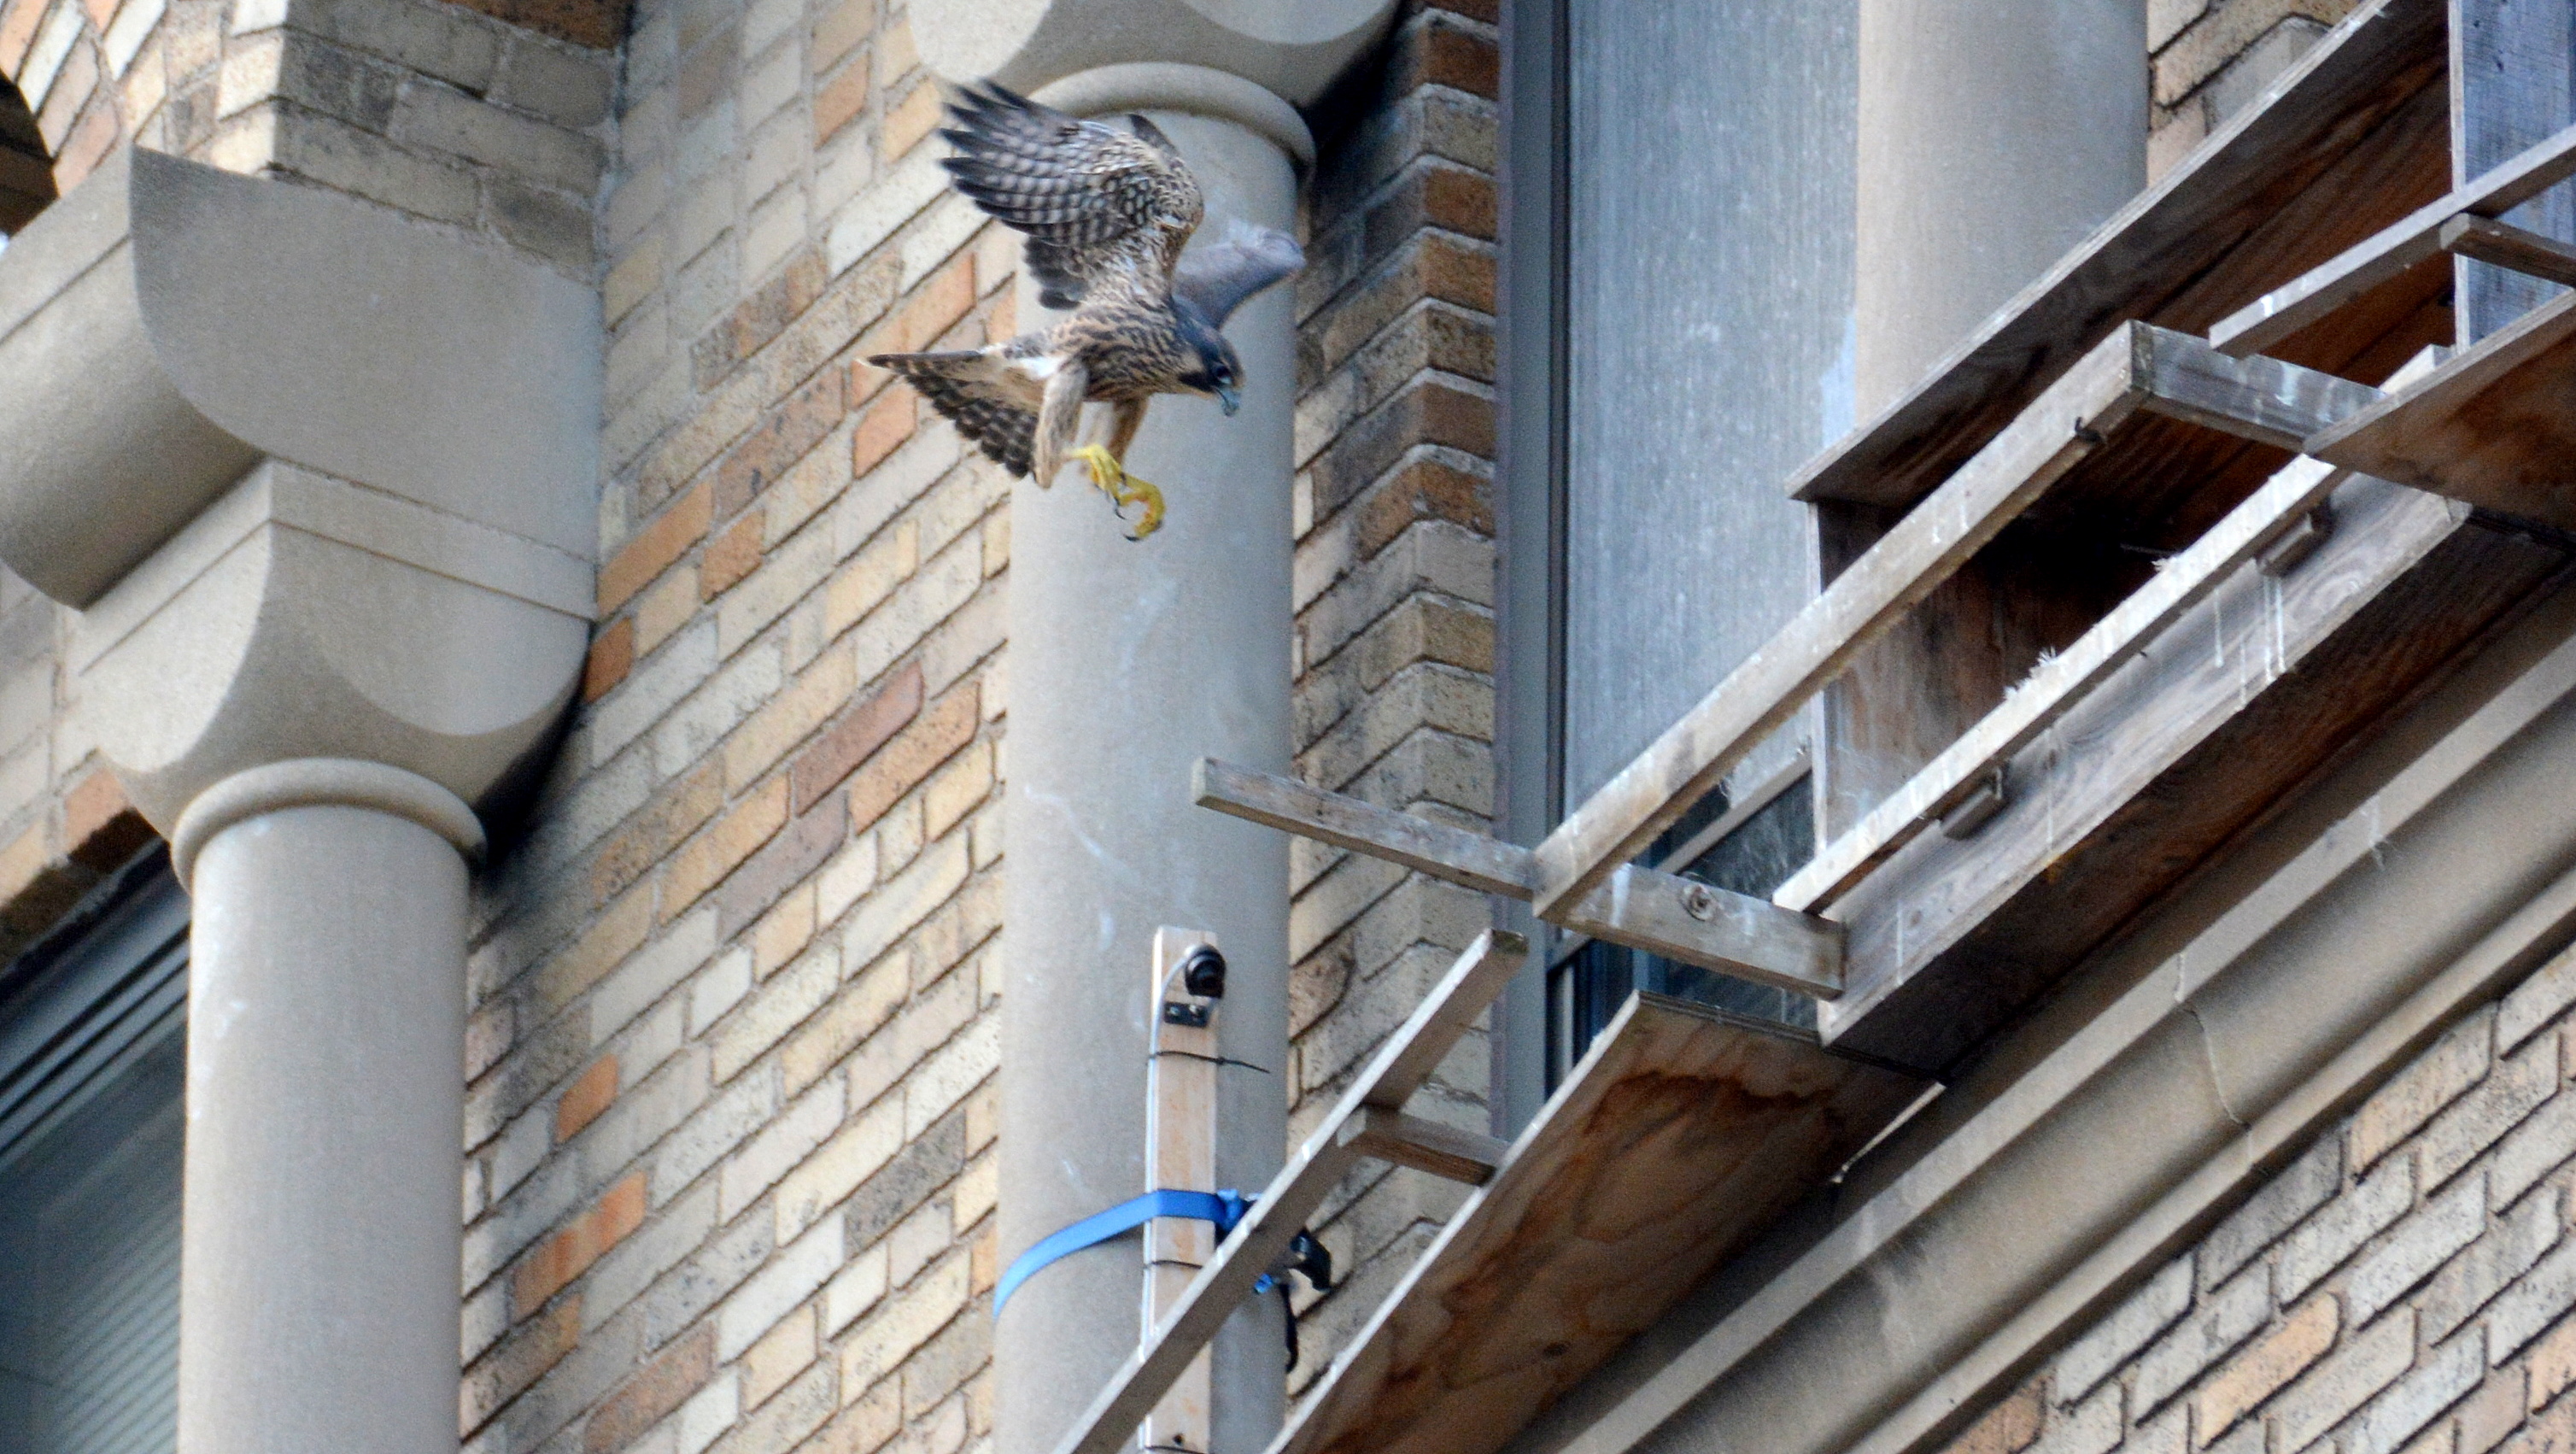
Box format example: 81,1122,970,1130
1071,444,1167,540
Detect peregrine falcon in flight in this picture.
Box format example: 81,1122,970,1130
866,82,1304,539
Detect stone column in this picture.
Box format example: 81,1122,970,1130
1854,0,2145,413
172,762,483,1454
911,9,1393,1454
0,147,598,1454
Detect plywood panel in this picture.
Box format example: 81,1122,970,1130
1268,994,1926,1454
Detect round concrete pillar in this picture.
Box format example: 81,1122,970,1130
172,760,483,1454
998,85,1301,1454
1855,0,2146,413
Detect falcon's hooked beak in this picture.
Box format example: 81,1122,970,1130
1217,384,1242,416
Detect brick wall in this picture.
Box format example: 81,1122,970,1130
1935,943,2576,1454
2150,0,2361,180
1269,0,1502,1387
459,2,1015,1452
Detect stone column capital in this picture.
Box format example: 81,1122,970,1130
171,759,484,889
913,0,1398,113
0,146,600,837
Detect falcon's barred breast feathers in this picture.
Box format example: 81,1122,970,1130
865,81,1303,539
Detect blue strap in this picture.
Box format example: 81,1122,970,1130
995,1188,1252,1317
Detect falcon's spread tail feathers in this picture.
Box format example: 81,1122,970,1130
865,349,1036,477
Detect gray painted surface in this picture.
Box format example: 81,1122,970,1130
2453,0,2575,341
1853,0,2146,413
997,109,1296,1454
1559,0,1853,809
180,802,466,1454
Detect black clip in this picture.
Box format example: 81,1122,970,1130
1161,1001,1211,1028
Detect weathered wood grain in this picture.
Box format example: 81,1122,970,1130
1531,327,2155,921
1791,0,2443,509
1266,994,1928,1454
1821,484,2568,1072
2308,288,2576,528
1193,758,1536,896
1780,454,2353,912
2442,214,2576,287
1047,932,1528,1454
1195,759,1845,997
1536,329,2375,928
1143,929,1219,1454
1341,1106,1511,1186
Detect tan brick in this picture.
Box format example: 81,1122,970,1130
602,483,715,614
63,768,152,871
2536,1320,2576,1411
921,740,991,842
699,249,830,389
556,1053,620,1142
0,0,44,75
2463,1369,2527,1454
664,775,792,919
816,56,867,144
782,953,909,1093
2356,1010,2497,1170
754,882,819,976
637,566,702,655
818,1376,900,1447
515,1171,647,1313
724,648,858,792
793,660,925,815
2196,1294,2337,1444
462,1294,583,1434
812,0,869,73
882,77,940,160
876,254,978,357
850,387,916,478
848,683,978,833
874,15,916,87
2506,1397,2576,1454
716,369,846,517
744,1309,820,1414
586,1322,717,1454
531,888,656,1018
1408,18,1498,97
825,521,921,636
593,761,725,902
840,1252,969,1393
703,510,766,600
776,1094,904,1238
584,617,636,702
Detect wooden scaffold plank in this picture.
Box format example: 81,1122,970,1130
2208,116,2576,357
1527,325,2381,927
1264,994,1929,1454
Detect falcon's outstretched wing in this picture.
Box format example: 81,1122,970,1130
1173,220,1305,327
865,349,1038,477
940,82,1204,308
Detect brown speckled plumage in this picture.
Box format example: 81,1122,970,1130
865,82,1304,516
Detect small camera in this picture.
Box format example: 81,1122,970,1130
1180,945,1227,1000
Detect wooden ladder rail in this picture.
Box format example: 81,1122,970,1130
1042,930,1526,1454
2209,116,2576,358
1523,323,2381,926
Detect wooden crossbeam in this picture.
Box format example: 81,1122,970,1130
2441,214,2576,288
1525,325,2378,926
2210,117,2576,357
1045,931,1528,1454
1193,760,1842,999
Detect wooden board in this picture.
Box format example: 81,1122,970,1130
1789,0,2445,510
1265,994,1928,1454
1049,933,1530,1454
2307,288,2576,528
1820,481,2570,1074
1532,328,2381,924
